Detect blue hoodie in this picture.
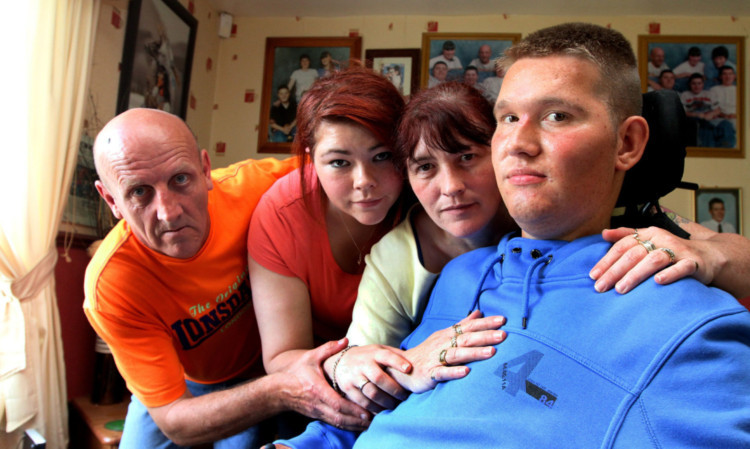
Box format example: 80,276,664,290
280,234,750,448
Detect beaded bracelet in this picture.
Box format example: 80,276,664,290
331,345,356,394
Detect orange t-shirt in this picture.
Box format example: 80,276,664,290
84,157,297,407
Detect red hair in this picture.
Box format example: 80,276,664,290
294,64,405,182
293,64,409,227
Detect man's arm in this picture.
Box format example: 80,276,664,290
147,340,370,447
624,310,750,447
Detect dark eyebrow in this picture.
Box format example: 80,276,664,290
321,142,385,156
408,154,433,165
495,97,587,116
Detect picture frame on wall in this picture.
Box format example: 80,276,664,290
365,48,421,98
637,35,744,158
258,36,362,154
420,32,520,104
58,134,118,245
59,135,102,243
694,187,743,235
116,0,198,119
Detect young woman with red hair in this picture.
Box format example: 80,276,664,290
247,66,415,431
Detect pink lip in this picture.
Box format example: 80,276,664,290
442,203,475,213
353,198,383,208
162,226,187,235
507,168,546,186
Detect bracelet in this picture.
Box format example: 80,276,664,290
331,345,356,394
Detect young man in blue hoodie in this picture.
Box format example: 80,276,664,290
274,22,750,449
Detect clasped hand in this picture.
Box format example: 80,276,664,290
329,311,507,413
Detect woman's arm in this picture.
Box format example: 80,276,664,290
324,223,506,411
590,222,750,298
249,256,314,372
248,256,373,429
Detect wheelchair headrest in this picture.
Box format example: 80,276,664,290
615,90,688,207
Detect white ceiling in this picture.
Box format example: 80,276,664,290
208,0,750,18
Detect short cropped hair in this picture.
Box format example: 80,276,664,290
499,22,642,126
711,45,729,60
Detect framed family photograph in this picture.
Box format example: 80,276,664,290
59,135,115,245
420,32,520,104
694,187,743,235
116,0,197,119
637,35,744,158
258,36,362,154
365,48,421,98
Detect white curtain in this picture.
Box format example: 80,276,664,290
0,1,100,448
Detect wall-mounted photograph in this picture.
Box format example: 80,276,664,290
420,32,520,105
116,0,197,119
365,48,421,98
638,35,744,158
694,187,743,235
258,36,362,154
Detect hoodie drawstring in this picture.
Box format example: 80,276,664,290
521,255,552,329
468,254,505,315
469,250,553,329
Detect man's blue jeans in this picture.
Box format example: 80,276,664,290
119,378,265,449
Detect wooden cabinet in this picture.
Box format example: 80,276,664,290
69,396,128,449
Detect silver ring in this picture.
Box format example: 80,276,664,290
639,239,656,253
452,324,463,335
357,379,370,391
439,349,448,366
450,335,458,348
658,247,676,264
632,228,639,240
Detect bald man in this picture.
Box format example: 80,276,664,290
469,44,495,72
84,108,370,448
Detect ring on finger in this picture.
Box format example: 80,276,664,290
452,324,463,336
439,349,448,366
357,379,371,391
638,239,656,253
430,370,438,382
632,228,639,240
658,247,676,264
450,335,458,348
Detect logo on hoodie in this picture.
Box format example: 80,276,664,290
496,350,557,408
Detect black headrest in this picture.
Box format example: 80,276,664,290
616,90,688,208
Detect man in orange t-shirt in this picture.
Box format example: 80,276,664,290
84,108,370,448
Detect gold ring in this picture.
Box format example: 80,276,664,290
358,379,370,391
658,247,676,264
439,349,448,366
450,335,458,348
639,239,656,253
452,324,463,335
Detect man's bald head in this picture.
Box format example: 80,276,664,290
93,108,213,259
94,108,199,183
